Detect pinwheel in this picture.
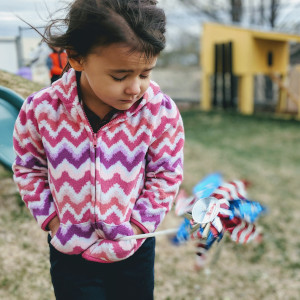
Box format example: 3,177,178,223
171,174,266,269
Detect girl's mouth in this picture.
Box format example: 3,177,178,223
120,99,134,103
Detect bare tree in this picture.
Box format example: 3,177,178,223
270,0,279,28
259,0,265,25
177,0,284,28
230,0,242,23
178,0,243,23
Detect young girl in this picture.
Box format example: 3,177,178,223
13,0,184,299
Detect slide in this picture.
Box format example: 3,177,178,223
0,86,24,171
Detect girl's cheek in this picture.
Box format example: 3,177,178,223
143,81,150,92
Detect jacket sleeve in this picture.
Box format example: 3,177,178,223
130,98,185,233
12,95,57,231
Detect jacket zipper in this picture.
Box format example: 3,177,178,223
80,106,98,225
92,132,97,225
81,106,125,226
93,133,97,148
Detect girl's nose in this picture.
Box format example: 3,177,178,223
125,79,141,96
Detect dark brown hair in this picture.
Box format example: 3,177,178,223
44,0,166,62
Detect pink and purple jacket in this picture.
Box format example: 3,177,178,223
13,69,184,263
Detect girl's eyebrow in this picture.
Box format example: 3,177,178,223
110,67,155,73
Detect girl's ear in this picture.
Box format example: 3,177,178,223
66,50,84,71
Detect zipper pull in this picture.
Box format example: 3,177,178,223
93,133,97,148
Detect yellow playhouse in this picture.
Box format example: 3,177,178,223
201,22,300,118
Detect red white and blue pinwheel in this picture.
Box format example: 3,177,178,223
172,173,266,269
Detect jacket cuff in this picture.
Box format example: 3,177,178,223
130,218,149,234
41,211,58,231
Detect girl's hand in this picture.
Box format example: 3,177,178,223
48,216,60,236
130,222,143,235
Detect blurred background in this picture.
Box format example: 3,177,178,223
1,1,300,300
2,0,300,109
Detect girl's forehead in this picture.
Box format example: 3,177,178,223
91,44,157,68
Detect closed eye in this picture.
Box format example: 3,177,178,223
111,74,150,81
140,74,149,79
111,75,126,82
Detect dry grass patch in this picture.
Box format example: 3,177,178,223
0,70,44,99
0,170,54,300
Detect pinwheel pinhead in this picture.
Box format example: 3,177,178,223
192,197,220,224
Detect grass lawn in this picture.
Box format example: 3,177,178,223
0,99,299,299
155,110,300,300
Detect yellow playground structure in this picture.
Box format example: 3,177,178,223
201,22,300,118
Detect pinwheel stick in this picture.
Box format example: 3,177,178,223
119,228,179,240
202,223,211,239
119,223,211,241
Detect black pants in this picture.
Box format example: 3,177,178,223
48,235,155,300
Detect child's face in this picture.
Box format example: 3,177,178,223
77,44,158,114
